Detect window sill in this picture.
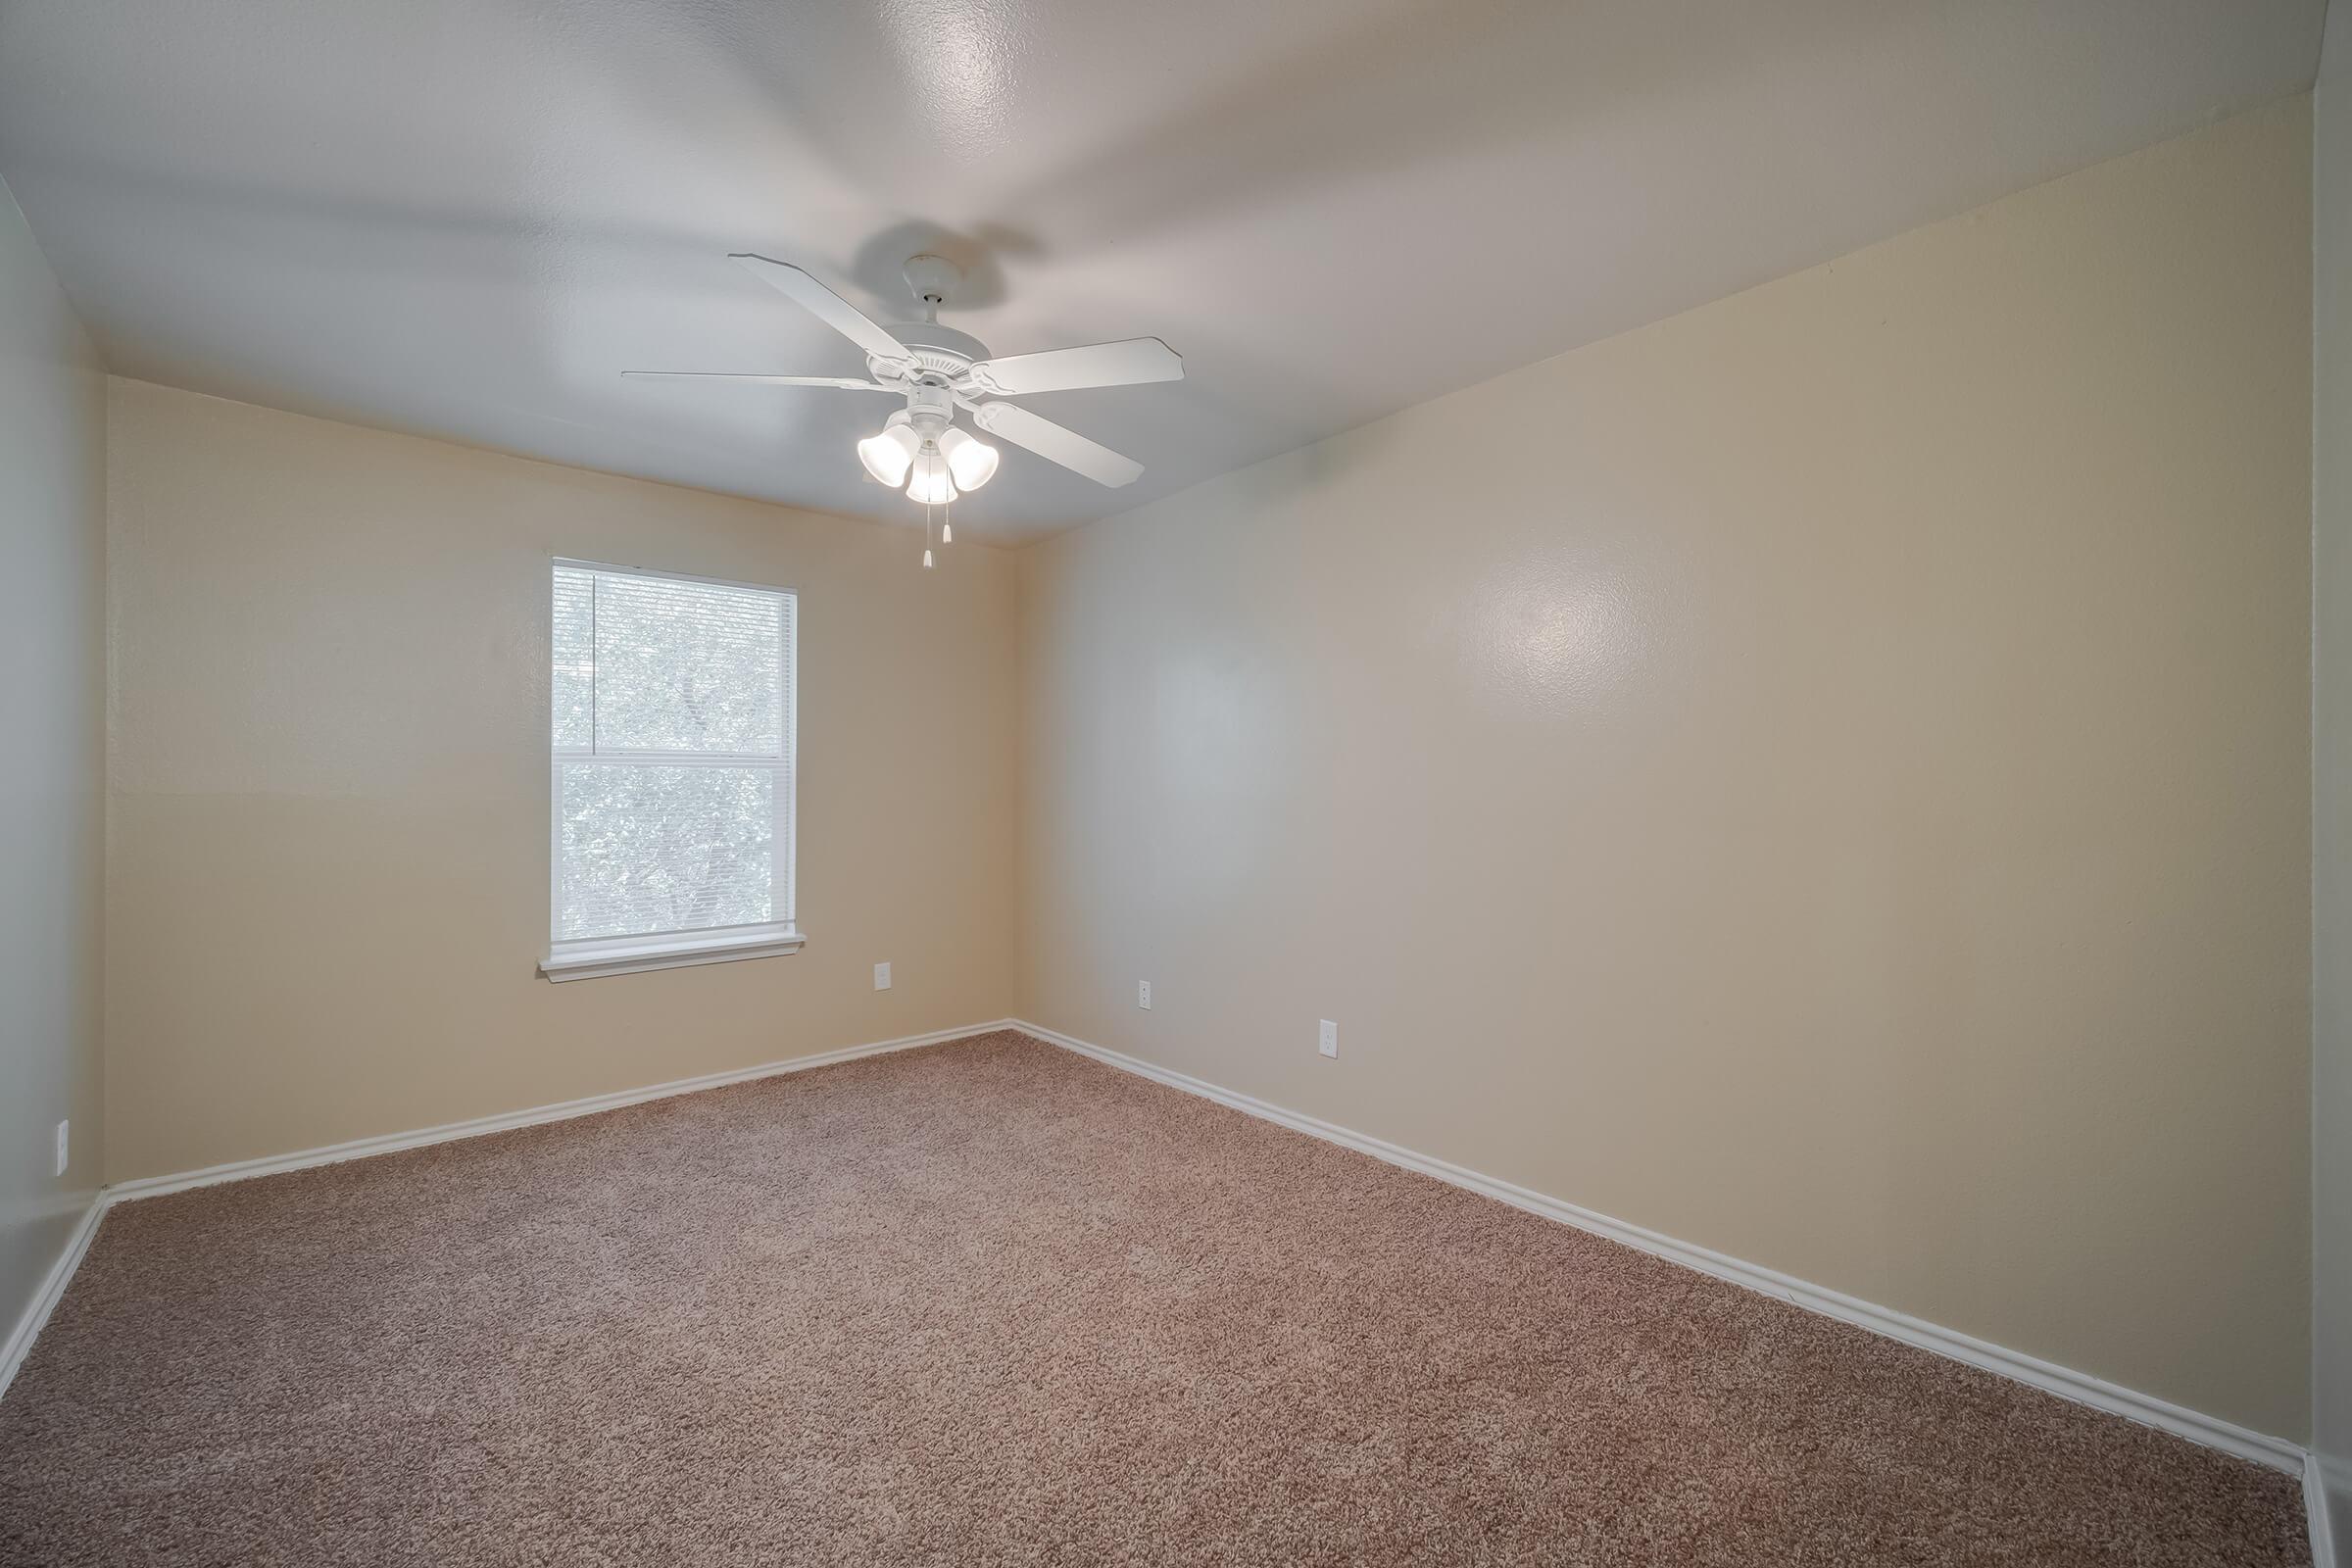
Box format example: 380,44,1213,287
539,926,807,983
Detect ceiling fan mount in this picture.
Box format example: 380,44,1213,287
622,250,1184,506
900,253,962,316
877,255,990,381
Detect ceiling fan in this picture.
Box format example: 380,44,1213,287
625,253,1183,523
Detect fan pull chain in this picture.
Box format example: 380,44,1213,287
942,501,953,546
922,501,935,569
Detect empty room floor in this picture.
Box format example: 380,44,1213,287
0,1031,2309,1565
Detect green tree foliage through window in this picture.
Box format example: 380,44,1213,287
551,564,795,944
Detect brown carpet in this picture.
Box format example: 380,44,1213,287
0,1030,2309,1566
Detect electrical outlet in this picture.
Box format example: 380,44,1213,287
1318,1020,1339,1058
1138,979,1152,1010
873,961,892,991
53,1120,69,1178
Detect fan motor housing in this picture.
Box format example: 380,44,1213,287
873,320,989,386
900,381,956,437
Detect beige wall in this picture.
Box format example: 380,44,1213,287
1017,101,2313,1437
0,177,106,1338
2312,13,2352,1555
104,379,1019,1182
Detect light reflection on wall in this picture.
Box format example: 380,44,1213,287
1457,552,1650,717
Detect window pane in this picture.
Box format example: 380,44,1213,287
590,572,784,755
559,763,773,940
553,566,595,749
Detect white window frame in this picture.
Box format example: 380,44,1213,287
539,558,804,982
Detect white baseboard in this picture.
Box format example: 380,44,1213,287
2313,1450,2344,1568
0,1197,107,1402
1006,1018,2307,1478
107,1017,1017,1203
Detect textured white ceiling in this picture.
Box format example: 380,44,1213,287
0,0,2326,540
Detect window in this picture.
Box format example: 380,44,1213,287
540,561,801,981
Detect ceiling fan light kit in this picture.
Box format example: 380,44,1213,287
906,444,958,507
857,409,923,487
625,251,1183,564
937,425,999,491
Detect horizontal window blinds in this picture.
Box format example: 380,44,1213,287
551,564,796,945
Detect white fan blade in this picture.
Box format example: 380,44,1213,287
622,371,891,390
967,400,1144,487
729,254,911,365
966,337,1183,396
